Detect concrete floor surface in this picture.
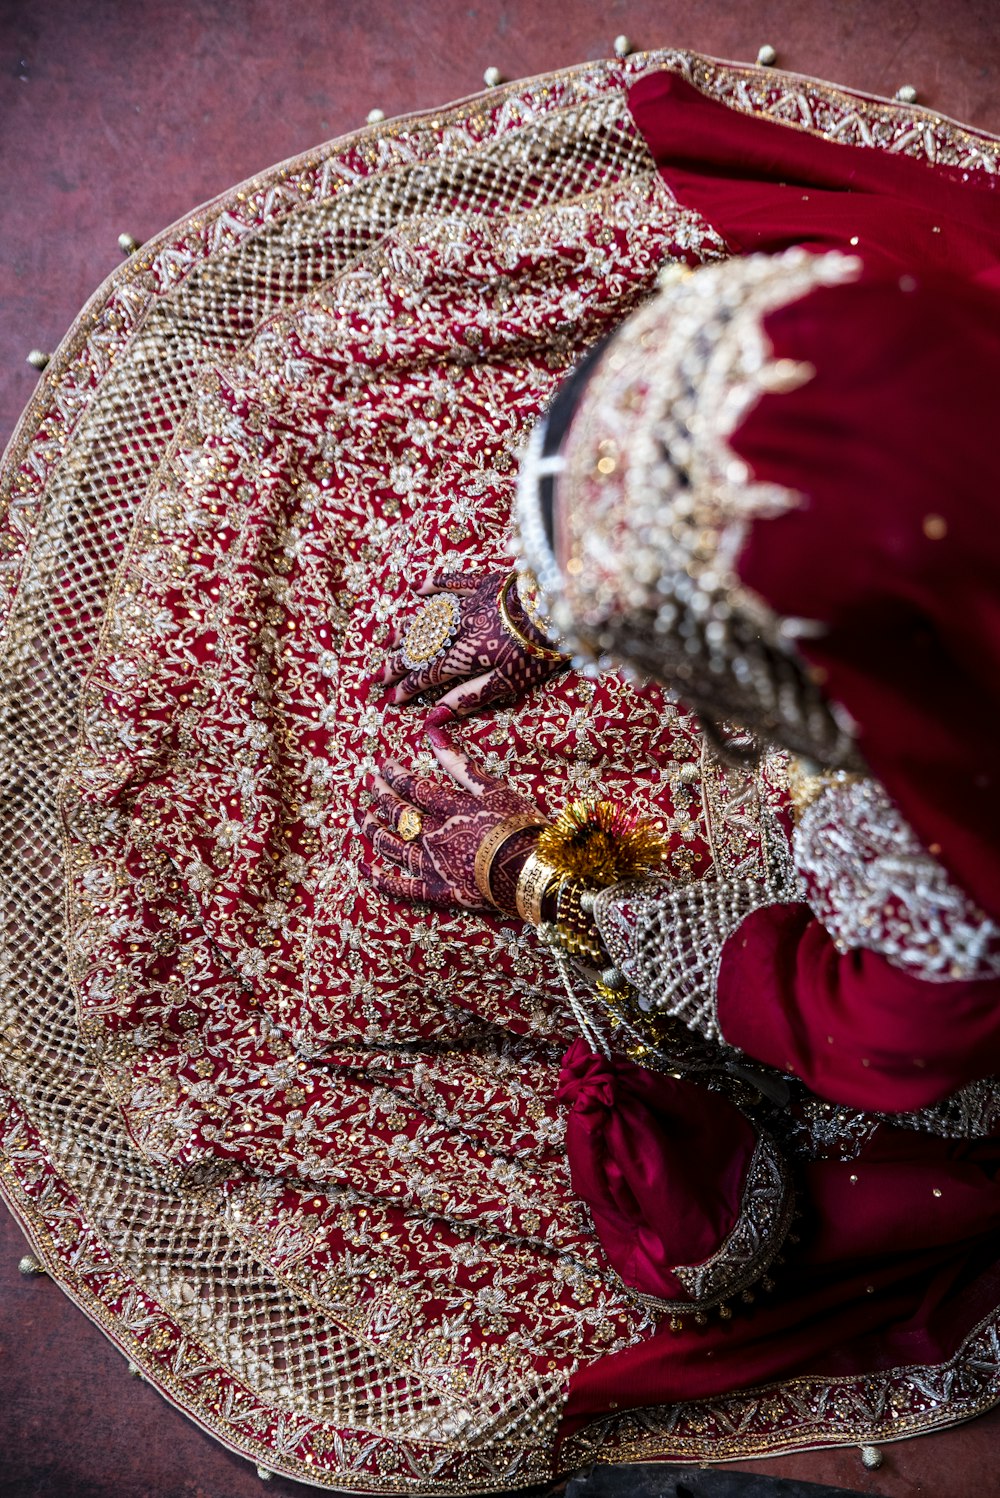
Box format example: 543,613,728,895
3,2,1000,1495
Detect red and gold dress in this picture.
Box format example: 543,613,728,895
3,48,1000,1491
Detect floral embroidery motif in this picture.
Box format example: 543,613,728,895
58,83,720,1484
2,50,1000,1492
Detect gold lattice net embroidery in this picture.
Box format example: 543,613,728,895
3,50,1000,1494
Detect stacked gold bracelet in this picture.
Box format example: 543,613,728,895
473,813,548,906
515,851,558,925
518,798,670,952
516,855,604,960
484,797,668,983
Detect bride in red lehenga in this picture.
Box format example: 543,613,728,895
5,49,1000,1492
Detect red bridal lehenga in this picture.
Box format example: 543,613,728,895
4,49,1000,1493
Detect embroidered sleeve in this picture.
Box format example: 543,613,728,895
594,877,778,1043
794,777,1000,982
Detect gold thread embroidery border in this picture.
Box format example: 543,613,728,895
3,49,1000,1492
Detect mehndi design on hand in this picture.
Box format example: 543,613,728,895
379,566,567,718
359,737,544,912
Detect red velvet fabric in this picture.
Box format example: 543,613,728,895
718,904,1000,1111
628,70,1000,282
558,70,1000,1450
563,1124,1000,1439
558,1040,758,1301
615,86,1000,930
630,69,1000,921
733,273,1000,927
719,273,1000,1091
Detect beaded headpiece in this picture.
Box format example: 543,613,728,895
515,248,864,766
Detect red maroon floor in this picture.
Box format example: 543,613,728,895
4,3,1000,1495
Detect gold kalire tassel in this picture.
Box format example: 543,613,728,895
535,799,668,888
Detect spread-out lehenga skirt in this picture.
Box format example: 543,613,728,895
5,49,1000,1493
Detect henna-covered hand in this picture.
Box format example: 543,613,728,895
377,566,566,719
359,735,543,913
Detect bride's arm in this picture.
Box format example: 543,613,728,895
593,836,1000,1114
715,901,1000,1111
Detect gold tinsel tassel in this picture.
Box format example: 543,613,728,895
535,799,667,887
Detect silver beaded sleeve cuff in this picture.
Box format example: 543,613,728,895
593,877,778,1044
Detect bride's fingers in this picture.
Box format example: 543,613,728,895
372,772,405,802
425,703,458,752
419,567,489,596
367,787,414,830
382,606,433,654
365,822,424,874
387,651,470,703
427,734,498,797
379,650,412,688
380,762,466,816
437,667,507,719
363,792,444,847
389,664,452,704
380,627,465,692
362,862,457,907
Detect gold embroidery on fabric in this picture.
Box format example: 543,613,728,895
2,51,1000,1492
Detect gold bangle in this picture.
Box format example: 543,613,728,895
515,568,555,639
473,814,548,905
496,573,566,662
515,851,559,925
